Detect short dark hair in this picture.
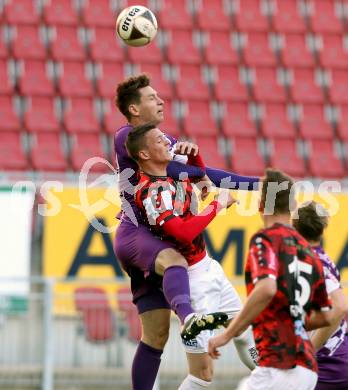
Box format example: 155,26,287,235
293,201,329,242
126,122,157,161
261,168,295,215
116,74,150,120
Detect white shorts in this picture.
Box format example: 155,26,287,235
182,254,242,353
237,366,318,390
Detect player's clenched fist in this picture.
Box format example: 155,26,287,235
214,189,236,209
174,141,199,156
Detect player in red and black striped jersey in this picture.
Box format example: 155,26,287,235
209,168,333,390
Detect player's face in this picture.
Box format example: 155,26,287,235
144,128,172,163
137,86,164,125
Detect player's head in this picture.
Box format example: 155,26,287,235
126,122,172,167
260,168,296,216
116,74,164,125
292,202,329,243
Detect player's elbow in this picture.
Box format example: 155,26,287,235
257,278,277,301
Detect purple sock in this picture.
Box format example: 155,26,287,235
162,265,194,324
132,341,162,390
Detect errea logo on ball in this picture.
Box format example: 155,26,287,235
121,7,141,32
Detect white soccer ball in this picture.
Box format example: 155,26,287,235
116,5,158,47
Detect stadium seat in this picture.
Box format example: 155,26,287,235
270,0,306,33
195,0,231,31
70,133,108,172
213,65,249,101
166,30,201,65
30,133,67,171
306,0,343,34
160,100,181,138
17,60,55,96
128,36,163,64
194,136,227,169
49,26,86,61
328,69,348,104
230,138,265,176
95,62,126,98
221,102,257,137
63,97,99,133
10,26,47,60
0,132,28,170
307,140,345,178
0,27,7,59
24,97,60,133
260,103,296,138
80,0,116,28
43,0,79,26
251,67,287,102
181,100,218,137
269,138,306,177
289,68,324,103
0,96,21,131
4,0,41,25
57,61,94,97
241,32,277,67
88,27,126,62
318,34,348,69
203,32,239,66
132,63,173,100
232,0,270,31
298,104,334,140
157,0,194,30
75,287,114,342
0,60,14,95
117,287,141,343
280,34,315,68
336,104,348,141
102,99,130,135
174,65,210,100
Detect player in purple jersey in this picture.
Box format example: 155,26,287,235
114,74,260,390
293,202,348,390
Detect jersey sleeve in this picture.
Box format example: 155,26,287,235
311,259,332,312
323,261,341,295
247,233,279,284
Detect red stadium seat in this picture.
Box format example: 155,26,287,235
24,97,60,133
251,67,287,102
0,60,14,95
298,104,334,140
195,0,231,31
289,68,324,103
270,0,306,33
157,0,193,30
31,133,67,171
49,27,86,61
81,0,116,28
0,27,7,59
280,34,315,68
328,69,348,104
10,26,47,60
242,32,277,67
260,103,296,138
230,138,265,176
182,100,218,137
336,105,348,141
269,139,306,177
308,140,344,178
194,137,227,170
57,61,94,97
174,65,210,100
63,98,99,133
232,0,270,32
307,0,343,34
318,34,348,69
0,96,21,131
4,0,41,25
88,27,126,62
213,65,249,101
204,32,239,66
166,30,201,65
43,0,79,26
128,37,163,64
102,99,130,135
17,60,55,96
95,62,126,98
70,133,107,172
0,132,28,170
160,100,181,139
117,287,141,343
221,102,257,137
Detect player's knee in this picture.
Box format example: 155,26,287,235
142,324,169,349
194,364,213,382
155,248,187,275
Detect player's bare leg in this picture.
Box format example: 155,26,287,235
179,353,213,389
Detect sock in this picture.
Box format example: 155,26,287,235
178,374,212,389
162,265,194,324
131,341,162,390
233,326,259,370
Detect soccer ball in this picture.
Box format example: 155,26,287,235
116,6,158,47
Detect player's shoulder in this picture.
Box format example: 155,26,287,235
249,228,273,247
